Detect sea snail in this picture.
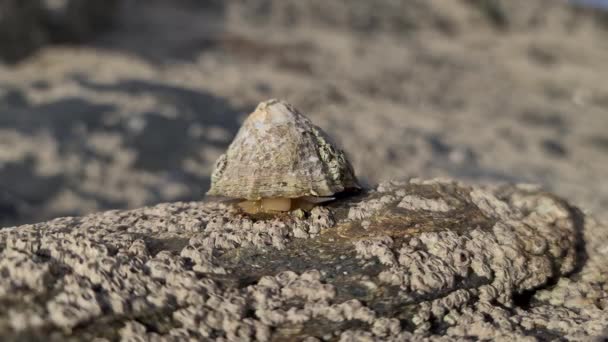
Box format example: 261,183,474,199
207,99,360,214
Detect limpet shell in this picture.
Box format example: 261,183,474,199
207,99,360,200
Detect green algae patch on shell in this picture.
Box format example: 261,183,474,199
207,99,360,200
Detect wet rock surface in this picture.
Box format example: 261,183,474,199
0,179,605,341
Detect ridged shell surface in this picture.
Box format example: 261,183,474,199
207,99,360,200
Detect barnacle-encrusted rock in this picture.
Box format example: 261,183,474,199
0,178,606,341
207,99,360,208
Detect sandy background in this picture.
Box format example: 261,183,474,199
0,0,607,226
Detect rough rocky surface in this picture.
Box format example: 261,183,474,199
0,178,606,341
1,0,608,226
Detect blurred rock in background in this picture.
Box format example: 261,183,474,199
0,0,119,63
0,0,607,226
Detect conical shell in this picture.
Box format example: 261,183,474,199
207,99,360,200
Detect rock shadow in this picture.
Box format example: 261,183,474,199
74,76,244,172
0,82,244,226
0,89,117,225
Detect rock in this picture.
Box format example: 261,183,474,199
0,178,605,340
0,0,118,62
41,0,119,42
0,1,46,63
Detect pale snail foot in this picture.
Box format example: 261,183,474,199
237,196,334,214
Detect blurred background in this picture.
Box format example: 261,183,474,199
0,0,607,227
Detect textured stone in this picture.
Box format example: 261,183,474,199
0,178,605,340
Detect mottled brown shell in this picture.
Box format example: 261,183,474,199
207,99,360,200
